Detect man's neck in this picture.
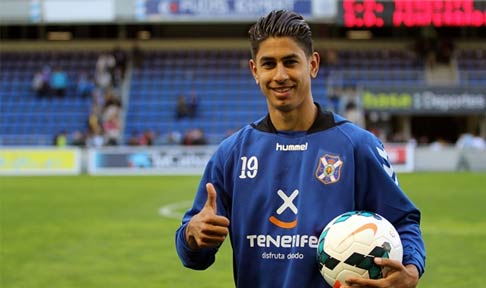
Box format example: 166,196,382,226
269,101,318,131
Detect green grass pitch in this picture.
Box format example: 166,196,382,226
1,172,485,287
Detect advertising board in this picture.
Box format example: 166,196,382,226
361,86,486,114
0,148,81,175
87,144,414,175
87,146,217,175
139,0,313,21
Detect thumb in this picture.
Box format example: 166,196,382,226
204,183,218,213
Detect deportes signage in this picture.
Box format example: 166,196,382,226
88,146,217,175
361,86,486,114
140,0,313,21
337,0,486,27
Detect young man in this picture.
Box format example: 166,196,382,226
175,10,425,288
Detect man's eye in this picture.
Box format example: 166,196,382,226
284,60,297,66
261,62,275,68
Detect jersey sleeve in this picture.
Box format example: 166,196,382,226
175,146,230,270
353,131,426,277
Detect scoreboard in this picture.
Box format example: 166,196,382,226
337,0,486,27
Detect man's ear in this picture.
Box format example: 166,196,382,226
249,59,259,84
310,51,320,78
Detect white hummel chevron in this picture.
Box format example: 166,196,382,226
376,146,399,185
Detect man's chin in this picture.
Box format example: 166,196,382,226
273,102,295,113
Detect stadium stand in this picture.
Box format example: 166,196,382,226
0,51,97,145
125,48,428,144
1,46,483,146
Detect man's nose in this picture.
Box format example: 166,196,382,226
273,63,289,82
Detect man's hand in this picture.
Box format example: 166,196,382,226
185,183,230,250
341,258,419,288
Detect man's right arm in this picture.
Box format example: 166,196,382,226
175,183,230,270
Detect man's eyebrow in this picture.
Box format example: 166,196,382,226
259,56,275,63
281,54,299,61
258,53,299,63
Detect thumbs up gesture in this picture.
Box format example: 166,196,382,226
185,183,230,250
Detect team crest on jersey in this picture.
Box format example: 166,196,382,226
315,154,343,184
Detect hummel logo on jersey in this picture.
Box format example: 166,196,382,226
276,142,308,151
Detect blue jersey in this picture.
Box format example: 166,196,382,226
176,106,425,288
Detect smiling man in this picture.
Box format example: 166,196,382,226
175,10,425,288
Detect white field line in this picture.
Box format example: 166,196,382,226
159,200,193,219
421,223,486,236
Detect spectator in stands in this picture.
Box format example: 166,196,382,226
176,94,189,119
32,70,45,98
53,131,67,146
95,52,115,91
182,128,207,145
31,70,42,94
112,46,128,80
429,137,449,150
456,132,486,150
344,100,365,128
32,67,50,98
103,112,121,146
166,131,182,145
103,89,122,109
50,66,68,98
99,90,122,146
127,130,141,146
88,105,102,134
76,72,95,98
188,93,199,118
166,131,183,145
70,130,86,147
139,130,155,146
101,96,121,145
455,132,484,171
86,126,104,148
127,129,156,146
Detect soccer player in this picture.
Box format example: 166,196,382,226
175,9,425,288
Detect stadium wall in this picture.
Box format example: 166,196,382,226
1,38,485,52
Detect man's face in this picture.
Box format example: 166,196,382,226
249,37,319,113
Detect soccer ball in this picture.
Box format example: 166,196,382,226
316,211,403,287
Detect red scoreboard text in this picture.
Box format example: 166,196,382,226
339,0,486,27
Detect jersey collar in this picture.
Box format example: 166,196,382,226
251,103,346,135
